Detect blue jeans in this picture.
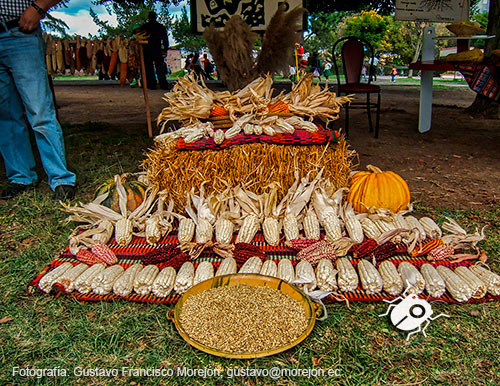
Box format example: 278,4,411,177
0,26,75,190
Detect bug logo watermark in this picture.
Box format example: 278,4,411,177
379,287,449,340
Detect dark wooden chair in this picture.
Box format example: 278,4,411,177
332,36,381,138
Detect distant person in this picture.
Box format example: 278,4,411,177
361,65,367,82
370,56,379,81
190,53,203,78
203,53,214,80
184,53,194,73
391,66,398,82
141,11,169,90
323,60,332,80
309,52,321,80
0,0,76,200
289,65,297,81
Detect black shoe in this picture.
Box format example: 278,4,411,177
54,185,76,201
1,182,37,200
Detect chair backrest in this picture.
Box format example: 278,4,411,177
332,36,376,87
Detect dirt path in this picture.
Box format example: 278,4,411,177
38,83,500,210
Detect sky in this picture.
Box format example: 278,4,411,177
49,0,187,37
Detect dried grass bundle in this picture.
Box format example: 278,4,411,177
256,5,306,75
204,16,258,91
142,138,356,212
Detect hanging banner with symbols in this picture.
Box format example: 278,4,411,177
395,0,469,22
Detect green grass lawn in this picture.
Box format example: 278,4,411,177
0,122,499,386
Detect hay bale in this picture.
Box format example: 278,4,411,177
142,138,356,212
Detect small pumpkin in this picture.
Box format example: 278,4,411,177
347,165,410,213
94,174,147,213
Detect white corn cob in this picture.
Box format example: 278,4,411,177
134,264,160,295
336,258,358,292
398,262,425,295
277,259,295,283
235,214,260,243
260,259,278,277
469,265,500,296
455,266,486,299
152,267,176,298
57,263,89,292
374,218,397,235
115,217,133,246
113,263,143,297
323,214,343,243
303,209,321,240
253,124,263,135
405,215,427,240
193,261,214,285
145,215,162,245
174,261,195,294
39,262,74,293
343,204,364,243
91,265,125,295
360,217,381,239
263,217,281,246
74,263,106,294
91,219,114,244
214,129,225,145
419,217,442,239
239,256,263,274
420,264,446,298
378,261,403,296
295,260,317,292
283,213,300,241
358,260,383,294
316,259,337,291
215,218,234,244
393,213,409,229
178,218,195,243
196,218,213,243
436,265,472,302
215,257,237,276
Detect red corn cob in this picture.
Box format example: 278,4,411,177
91,242,118,265
75,249,102,265
287,239,319,250
427,245,454,261
142,245,189,270
296,240,336,267
349,238,378,259
372,242,398,262
233,243,267,267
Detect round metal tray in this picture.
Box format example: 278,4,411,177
167,273,321,359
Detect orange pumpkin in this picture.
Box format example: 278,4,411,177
94,174,146,213
347,165,410,213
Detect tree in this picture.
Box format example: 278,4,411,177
171,6,206,52
304,11,349,54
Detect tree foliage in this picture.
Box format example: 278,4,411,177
171,6,206,52
304,11,349,54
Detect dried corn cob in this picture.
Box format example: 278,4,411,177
174,261,195,294
374,218,397,235
277,259,295,283
91,242,118,265
297,240,336,266
303,208,321,240
411,239,444,257
260,259,278,277
141,245,188,269
233,243,266,267
336,258,358,292
193,261,214,285
323,214,343,243
343,204,364,243
152,267,176,298
393,213,409,230
134,265,160,295
145,215,162,245
215,218,234,244
195,218,213,243
39,262,73,293
360,218,381,240
295,260,317,292
216,257,237,276
454,266,486,299
373,242,398,262
405,215,426,240
283,213,300,241
398,262,425,294
239,256,263,274
378,261,403,296
427,245,454,261
287,239,319,250
74,263,106,294
420,264,446,298
350,238,378,259
419,217,442,239
263,217,281,246
58,263,89,292
214,129,225,144
316,259,337,291
469,265,500,296
91,265,125,295
358,259,383,294
436,265,472,302
115,217,133,246
113,263,143,297
236,214,260,244
91,219,114,244
76,249,102,265
178,217,195,243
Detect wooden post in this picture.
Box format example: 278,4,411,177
139,43,153,138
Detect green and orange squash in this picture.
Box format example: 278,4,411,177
94,174,146,213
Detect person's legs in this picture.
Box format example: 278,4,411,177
143,47,157,89
153,52,168,89
4,28,75,191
